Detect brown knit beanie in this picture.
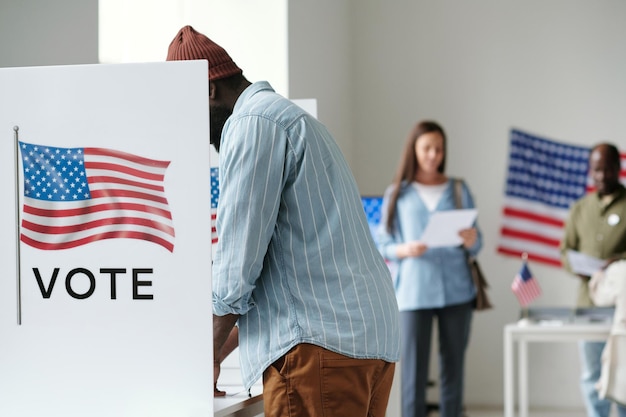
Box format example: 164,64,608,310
166,25,243,81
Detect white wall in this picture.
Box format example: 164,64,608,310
4,0,626,412
98,0,289,96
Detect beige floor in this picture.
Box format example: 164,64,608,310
429,407,588,417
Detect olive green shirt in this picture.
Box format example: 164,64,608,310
560,185,626,307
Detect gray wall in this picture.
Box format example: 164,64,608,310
3,0,626,411
288,1,354,163
0,0,98,67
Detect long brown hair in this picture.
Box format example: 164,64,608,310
385,120,447,233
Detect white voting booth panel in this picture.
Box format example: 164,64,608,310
0,62,214,417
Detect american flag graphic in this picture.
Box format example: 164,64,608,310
362,196,384,243
211,167,219,244
18,141,175,252
511,261,541,306
498,129,591,267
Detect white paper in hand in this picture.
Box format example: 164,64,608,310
420,209,478,247
567,250,605,276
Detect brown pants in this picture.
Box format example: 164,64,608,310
262,343,395,417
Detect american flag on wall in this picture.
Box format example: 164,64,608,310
18,141,175,252
211,167,219,244
497,129,626,267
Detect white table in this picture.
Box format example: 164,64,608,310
503,320,611,417
214,386,263,417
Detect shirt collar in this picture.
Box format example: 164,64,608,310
232,81,275,114
595,184,626,208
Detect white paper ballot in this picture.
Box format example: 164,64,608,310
567,250,605,276
421,209,478,247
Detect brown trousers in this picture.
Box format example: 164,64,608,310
263,343,395,417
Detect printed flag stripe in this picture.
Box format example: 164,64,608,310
22,216,175,236
85,161,165,181
23,201,173,220
89,189,169,205
87,168,165,184
211,167,219,244
211,213,217,244
88,175,165,192
21,230,174,252
19,141,175,252
22,222,174,244
85,147,170,168
21,211,173,238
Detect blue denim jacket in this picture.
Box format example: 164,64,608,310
377,179,483,311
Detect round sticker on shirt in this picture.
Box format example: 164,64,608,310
608,213,620,226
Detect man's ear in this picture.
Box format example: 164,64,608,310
209,82,217,100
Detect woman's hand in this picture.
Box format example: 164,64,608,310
398,241,427,258
458,227,477,249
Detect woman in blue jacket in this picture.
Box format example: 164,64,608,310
377,120,482,417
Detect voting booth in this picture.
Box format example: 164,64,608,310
0,62,214,416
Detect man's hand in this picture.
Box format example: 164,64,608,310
576,274,591,282
214,359,226,397
213,316,240,397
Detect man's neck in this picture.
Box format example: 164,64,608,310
599,186,621,205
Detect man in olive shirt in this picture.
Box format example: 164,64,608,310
560,143,626,417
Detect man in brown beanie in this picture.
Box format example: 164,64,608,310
167,25,400,417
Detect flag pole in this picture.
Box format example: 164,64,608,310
14,126,22,325
521,252,529,320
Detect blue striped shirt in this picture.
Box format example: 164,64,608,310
212,82,400,389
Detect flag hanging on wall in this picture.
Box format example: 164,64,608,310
497,129,626,267
511,261,541,306
18,141,175,252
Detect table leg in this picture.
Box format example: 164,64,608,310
519,340,528,417
504,327,514,417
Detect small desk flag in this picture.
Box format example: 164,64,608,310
511,261,541,306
